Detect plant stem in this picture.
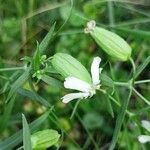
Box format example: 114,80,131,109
133,88,150,105
129,57,136,77
113,81,129,87
135,79,150,84
108,94,134,116
109,88,132,150
70,99,81,119
0,66,26,72
107,0,115,28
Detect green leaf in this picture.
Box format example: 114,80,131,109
109,89,132,150
41,75,63,88
0,94,16,131
0,71,20,94
115,27,150,40
33,42,40,71
17,88,51,107
135,56,150,79
31,129,60,149
106,96,114,118
0,110,51,150
39,22,56,55
6,68,31,103
22,114,32,150
100,73,114,88
45,65,58,74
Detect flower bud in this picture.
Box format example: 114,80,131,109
31,129,60,149
84,20,132,61
51,53,92,83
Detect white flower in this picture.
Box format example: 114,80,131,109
138,120,150,143
61,57,102,103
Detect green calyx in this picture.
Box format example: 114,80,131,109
91,27,132,61
84,20,132,61
51,53,92,83
31,129,60,149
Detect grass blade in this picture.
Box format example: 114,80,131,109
22,114,32,150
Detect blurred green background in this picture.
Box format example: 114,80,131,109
0,0,150,149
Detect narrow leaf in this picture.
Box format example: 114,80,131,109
109,89,132,150
100,73,114,88
0,95,16,131
0,110,51,150
6,68,31,103
115,27,150,40
17,88,51,107
41,75,63,88
33,42,40,71
106,96,114,118
135,56,150,79
39,22,56,54
22,114,32,150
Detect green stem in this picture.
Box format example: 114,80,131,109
114,79,150,87
113,81,129,87
108,94,120,106
0,66,26,72
107,0,115,28
74,111,100,150
109,58,139,149
109,88,132,150
135,79,150,84
98,88,134,116
129,57,136,78
133,88,150,105
108,94,133,116
70,99,81,119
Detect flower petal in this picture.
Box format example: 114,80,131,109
142,120,150,133
64,77,91,92
62,92,89,103
138,135,150,143
91,57,102,85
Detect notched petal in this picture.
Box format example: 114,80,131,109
138,135,150,143
61,92,89,103
91,57,102,85
142,120,150,133
64,77,91,92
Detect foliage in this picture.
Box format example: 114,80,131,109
0,0,150,150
